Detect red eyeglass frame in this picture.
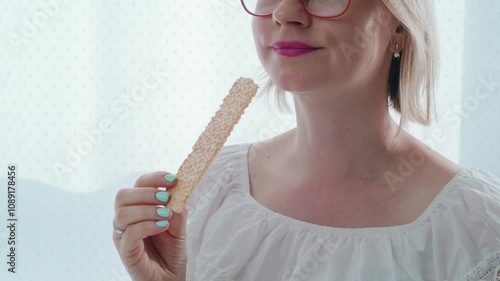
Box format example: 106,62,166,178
240,0,351,19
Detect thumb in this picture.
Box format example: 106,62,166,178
166,208,188,240
150,208,188,267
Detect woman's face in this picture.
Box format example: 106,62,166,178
252,0,401,96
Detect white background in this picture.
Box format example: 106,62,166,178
0,0,498,280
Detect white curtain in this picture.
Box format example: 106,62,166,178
0,0,498,280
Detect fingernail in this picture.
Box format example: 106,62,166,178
155,191,170,202
157,207,171,218
164,174,176,183
156,220,169,228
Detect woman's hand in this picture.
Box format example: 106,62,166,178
112,171,187,281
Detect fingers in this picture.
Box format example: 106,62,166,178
112,171,187,271
114,187,171,212
134,171,178,189
114,205,173,231
113,219,172,264
113,170,178,242
114,170,178,211
129,171,186,239
113,187,176,260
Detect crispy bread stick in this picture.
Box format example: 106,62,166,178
167,77,259,213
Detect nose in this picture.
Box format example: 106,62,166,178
273,0,312,28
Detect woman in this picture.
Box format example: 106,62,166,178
112,0,500,280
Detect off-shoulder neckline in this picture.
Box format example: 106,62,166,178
237,142,469,236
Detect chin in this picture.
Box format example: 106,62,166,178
271,73,321,93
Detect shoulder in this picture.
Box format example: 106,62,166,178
186,142,251,211
211,143,251,167
460,168,500,189
203,143,251,181
448,168,500,225
448,168,500,280
452,168,500,211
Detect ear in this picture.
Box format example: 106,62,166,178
391,24,407,51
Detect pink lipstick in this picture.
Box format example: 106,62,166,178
272,41,321,57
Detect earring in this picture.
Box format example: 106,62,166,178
389,43,402,111
393,43,401,58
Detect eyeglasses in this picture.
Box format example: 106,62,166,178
240,0,351,19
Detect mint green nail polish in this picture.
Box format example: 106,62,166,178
156,220,168,228
155,192,169,202
164,174,176,183
157,207,171,218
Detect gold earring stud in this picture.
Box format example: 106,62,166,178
394,43,400,58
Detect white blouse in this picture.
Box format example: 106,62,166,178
186,143,500,281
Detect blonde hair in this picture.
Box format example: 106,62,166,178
256,0,439,135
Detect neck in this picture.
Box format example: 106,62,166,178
282,90,411,192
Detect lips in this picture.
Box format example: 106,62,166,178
272,41,318,49
271,41,321,57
